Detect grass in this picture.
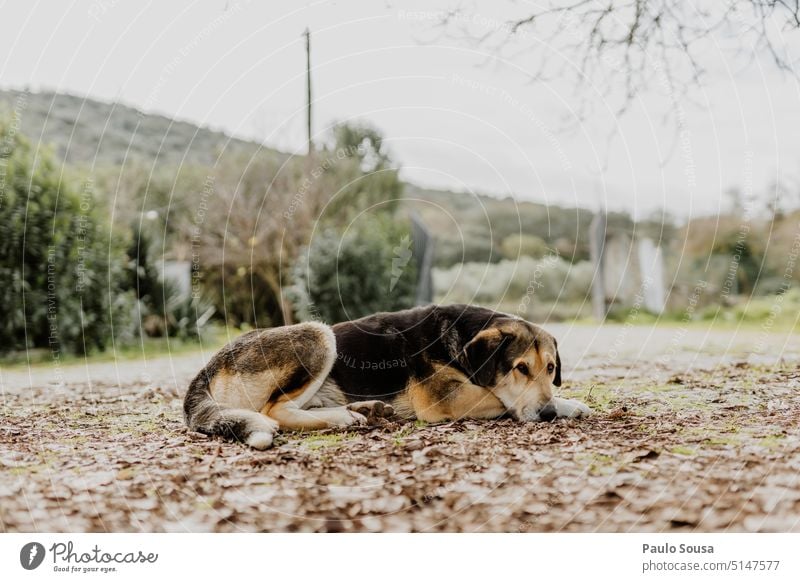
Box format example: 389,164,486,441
298,433,351,450
493,286,800,330
4,295,797,373
0,326,233,370
757,434,786,450
575,452,619,476
595,289,800,331
562,382,617,412
392,425,417,446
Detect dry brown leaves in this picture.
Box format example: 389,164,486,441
1,360,799,532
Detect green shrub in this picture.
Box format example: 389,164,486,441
291,215,418,323
500,234,550,260
433,256,592,305
0,118,137,355
188,122,406,329
158,278,216,340
433,229,500,267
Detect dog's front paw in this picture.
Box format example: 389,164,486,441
347,400,395,423
553,397,592,418
337,407,367,427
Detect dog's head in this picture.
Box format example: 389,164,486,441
458,318,561,422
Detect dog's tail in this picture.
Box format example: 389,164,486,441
183,368,277,450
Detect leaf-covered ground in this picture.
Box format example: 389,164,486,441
2,325,799,532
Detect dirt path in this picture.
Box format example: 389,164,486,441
2,324,799,532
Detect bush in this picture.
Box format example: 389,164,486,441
695,288,800,327
433,228,500,267
432,256,593,305
291,215,418,323
0,119,137,355
500,234,550,260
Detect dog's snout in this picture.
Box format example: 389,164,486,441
538,403,557,422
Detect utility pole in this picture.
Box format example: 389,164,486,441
304,27,313,155
589,211,607,321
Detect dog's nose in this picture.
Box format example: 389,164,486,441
538,403,557,422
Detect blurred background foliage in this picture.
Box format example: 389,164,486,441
290,214,418,323
0,123,137,355
1,89,798,357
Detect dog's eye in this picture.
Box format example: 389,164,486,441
547,362,555,374
515,363,529,375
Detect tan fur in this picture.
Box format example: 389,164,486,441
265,400,364,431
209,368,289,410
448,384,507,420
490,342,555,418
203,321,355,433
403,364,506,422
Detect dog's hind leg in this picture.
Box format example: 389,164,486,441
304,378,348,408
264,400,367,430
259,324,370,430
307,379,394,420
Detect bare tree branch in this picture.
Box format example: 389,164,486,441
442,0,800,123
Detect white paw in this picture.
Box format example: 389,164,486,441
347,400,394,419
246,431,275,450
341,409,367,427
553,397,592,418
321,407,367,428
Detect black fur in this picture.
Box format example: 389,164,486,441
329,304,544,401
459,329,512,387
554,340,562,387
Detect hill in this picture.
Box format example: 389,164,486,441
0,88,662,269
0,88,288,168
405,183,604,265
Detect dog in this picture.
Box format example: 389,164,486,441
183,304,591,449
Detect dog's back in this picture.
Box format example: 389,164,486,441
329,304,505,402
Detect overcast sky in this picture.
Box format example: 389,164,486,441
2,0,799,218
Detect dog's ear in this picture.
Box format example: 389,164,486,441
459,328,510,387
554,348,562,387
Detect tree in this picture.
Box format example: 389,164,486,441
330,121,393,172
290,215,418,324
444,1,800,119
317,121,404,227
189,122,405,328
190,151,307,328
0,115,137,354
